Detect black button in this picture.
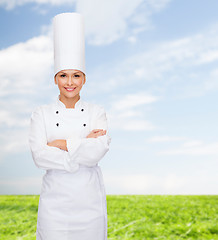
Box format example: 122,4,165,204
83,123,86,127
56,111,59,114
56,123,59,127
81,109,84,111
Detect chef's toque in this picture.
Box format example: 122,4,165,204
53,12,85,76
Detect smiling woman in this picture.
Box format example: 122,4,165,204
28,12,111,240
54,69,86,108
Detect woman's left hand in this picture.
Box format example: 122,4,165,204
47,139,68,151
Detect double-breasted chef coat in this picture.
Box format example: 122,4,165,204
28,95,111,240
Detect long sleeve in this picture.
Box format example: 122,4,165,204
66,105,111,167
28,106,80,172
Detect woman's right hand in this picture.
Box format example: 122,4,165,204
86,129,107,138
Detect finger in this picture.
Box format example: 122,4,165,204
97,131,106,136
92,129,104,133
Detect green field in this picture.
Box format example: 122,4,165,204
0,195,217,240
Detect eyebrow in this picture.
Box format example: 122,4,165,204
59,71,81,74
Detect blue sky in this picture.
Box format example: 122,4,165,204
0,0,218,195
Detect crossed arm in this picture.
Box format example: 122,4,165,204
47,129,107,151
29,106,111,172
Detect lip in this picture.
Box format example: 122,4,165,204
65,87,76,92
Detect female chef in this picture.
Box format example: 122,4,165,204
28,12,111,240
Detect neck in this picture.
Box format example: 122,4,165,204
59,94,80,109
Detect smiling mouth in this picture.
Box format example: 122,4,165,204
65,87,76,92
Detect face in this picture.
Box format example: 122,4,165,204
54,69,86,100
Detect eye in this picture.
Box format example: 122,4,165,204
60,74,66,77
74,74,81,78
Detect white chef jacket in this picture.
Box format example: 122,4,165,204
28,95,111,240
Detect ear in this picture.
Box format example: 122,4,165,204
83,75,86,85
54,75,57,85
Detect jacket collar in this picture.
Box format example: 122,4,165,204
56,95,83,109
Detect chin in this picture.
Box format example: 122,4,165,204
61,92,80,99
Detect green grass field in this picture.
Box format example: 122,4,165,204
0,195,217,240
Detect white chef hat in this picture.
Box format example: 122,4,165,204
53,12,85,76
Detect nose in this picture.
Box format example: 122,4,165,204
67,75,74,85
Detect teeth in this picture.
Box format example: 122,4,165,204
66,88,75,90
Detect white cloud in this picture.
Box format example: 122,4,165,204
147,135,187,143
0,127,30,162
204,68,218,91
0,32,55,131
0,34,53,97
0,176,43,194
182,140,203,148
108,92,158,131
83,23,218,100
0,0,76,10
122,119,155,131
127,36,137,44
0,0,171,45
77,0,171,45
77,0,143,45
158,141,218,156
0,33,55,160
0,98,33,127
104,173,218,194
147,136,218,159
113,92,158,111
99,23,218,98
146,0,171,11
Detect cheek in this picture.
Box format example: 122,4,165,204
57,79,65,88
77,79,84,86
